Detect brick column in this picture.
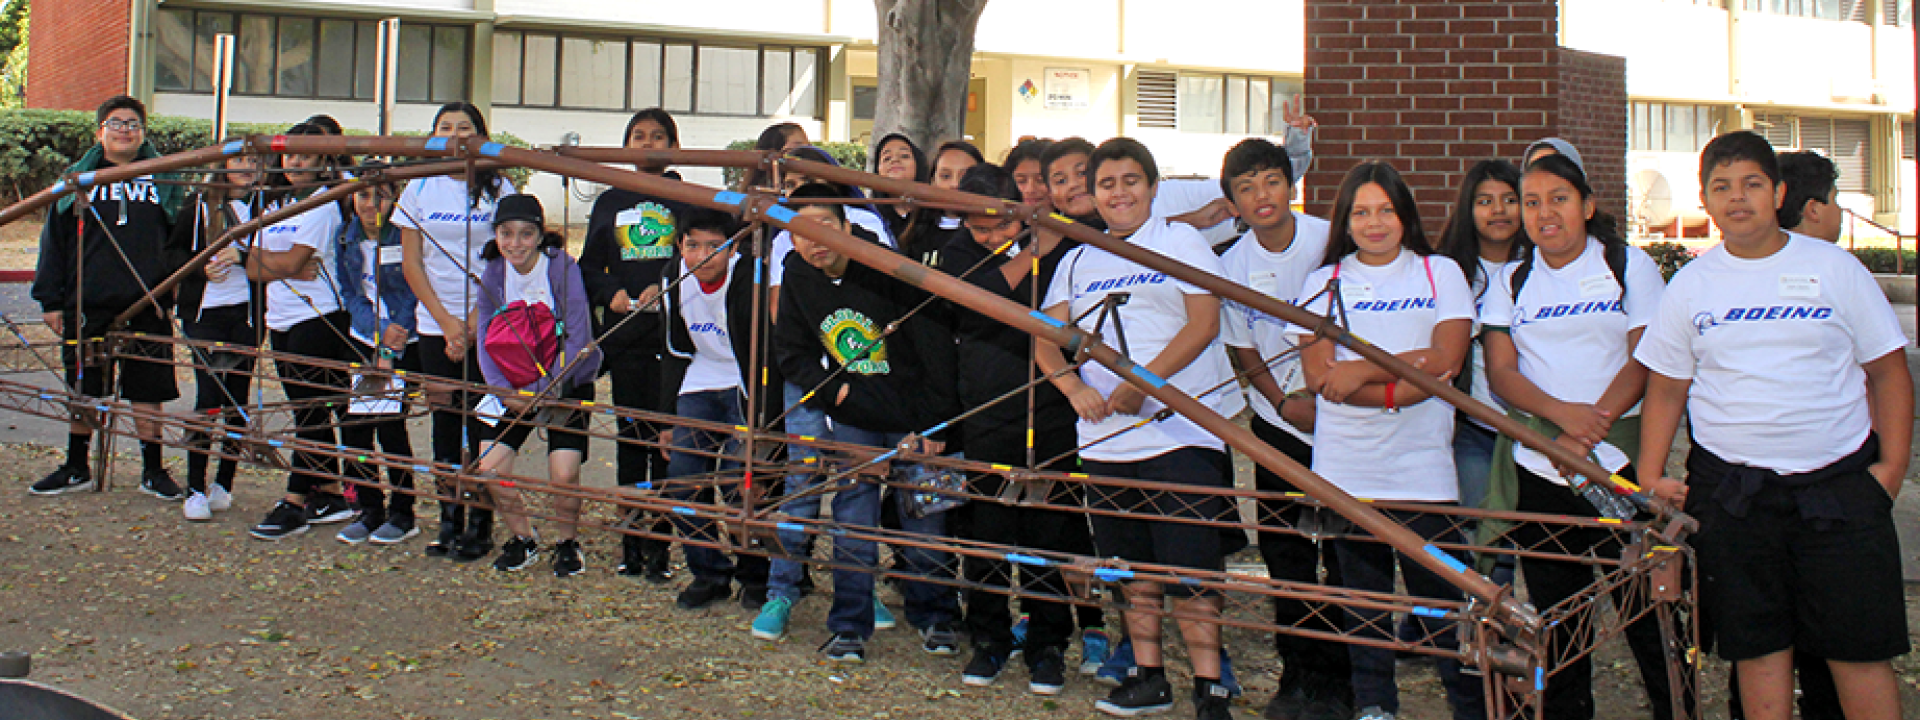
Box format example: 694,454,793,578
26,0,133,111
1304,0,1628,233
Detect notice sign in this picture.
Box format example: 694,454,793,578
1045,68,1090,110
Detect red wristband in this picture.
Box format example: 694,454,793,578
1385,380,1397,411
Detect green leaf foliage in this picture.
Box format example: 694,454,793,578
721,139,867,190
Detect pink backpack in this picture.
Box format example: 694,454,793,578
484,299,561,389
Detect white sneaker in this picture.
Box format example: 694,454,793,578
183,491,212,522
206,483,232,511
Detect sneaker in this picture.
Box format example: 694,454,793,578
873,598,897,630
1094,668,1174,717
750,596,794,641
29,465,93,495
139,469,184,501
304,493,357,524
961,644,1011,686
1096,637,1135,687
493,536,540,572
249,501,310,541
676,578,732,610
551,539,584,577
921,621,961,656
821,632,866,663
206,483,232,511
1079,628,1113,675
739,583,769,611
1351,707,1395,720
335,517,377,544
369,517,420,545
183,491,212,522
1194,678,1233,720
1027,645,1068,696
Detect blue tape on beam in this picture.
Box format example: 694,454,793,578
713,190,747,206
1094,568,1134,582
225,432,242,440
50,181,67,196
267,439,284,447
777,522,804,532
223,140,245,155
634,481,652,490
764,205,798,223
1132,364,1168,389
872,449,900,465
77,172,96,187
671,506,694,516
413,465,431,473
479,142,504,157
1005,553,1049,567
1534,667,1544,692
37,393,50,400
1030,311,1065,329
1423,544,1469,574
424,137,449,151
826,527,848,536
922,421,950,436
1179,577,1201,585
95,404,109,412
1411,606,1448,619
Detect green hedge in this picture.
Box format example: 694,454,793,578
0,108,532,206
1850,246,1918,275
721,139,868,190
1640,241,1696,280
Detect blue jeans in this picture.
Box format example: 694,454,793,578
823,423,960,637
665,388,748,582
1452,420,1497,510
768,382,829,601
1336,510,1485,719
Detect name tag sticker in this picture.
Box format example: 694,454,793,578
475,395,506,427
1579,273,1617,297
378,245,404,265
1779,274,1820,299
1340,282,1374,303
1250,271,1280,298
615,208,645,227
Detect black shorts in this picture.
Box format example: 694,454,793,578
62,306,179,404
1686,442,1909,662
1083,447,1232,594
490,381,594,456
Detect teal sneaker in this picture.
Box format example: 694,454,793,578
1078,627,1112,675
873,598,897,630
752,596,794,641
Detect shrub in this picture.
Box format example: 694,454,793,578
1849,246,1918,275
0,109,532,206
1639,241,1696,280
721,139,868,190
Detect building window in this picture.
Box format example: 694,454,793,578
493,32,821,117
1887,0,1914,24
154,7,468,102
1150,72,1301,135
1749,113,1872,192
1631,101,1721,153
1902,120,1915,161
1745,0,1867,21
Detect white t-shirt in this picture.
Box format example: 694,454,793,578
1218,213,1330,444
199,198,256,312
1289,250,1474,501
501,253,554,311
1042,219,1245,461
1480,238,1665,482
1461,256,1515,431
261,201,343,332
391,175,515,336
767,206,894,287
1635,233,1907,473
678,263,739,395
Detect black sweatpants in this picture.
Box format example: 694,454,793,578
959,428,1096,652
418,333,496,482
269,312,353,496
182,304,256,493
339,340,421,520
605,336,673,556
1250,416,1352,689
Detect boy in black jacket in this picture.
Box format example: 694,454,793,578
656,209,777,610
29,95,184,498
772,183,961,663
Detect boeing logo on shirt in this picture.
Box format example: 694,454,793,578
424,211,494,223
1513,300,1623,328
1692,305,1832,335
688,322,727,337
1348,297,1435,313
1083,272,1167,294
264,225,301,235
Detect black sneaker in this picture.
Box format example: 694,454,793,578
821,632,866,663
921,621,961,656
139,469,184,500
304,493,357,524
962,643,1012,687
676,577,732,610
1095,668,1174,717
1027,645,1068,696
249,501,310,541
29,465,93,495
493,536,540,572
552,539,584,577
739,583,769,610
1194,678,1232,720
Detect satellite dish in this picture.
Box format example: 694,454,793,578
1633,169,1675,228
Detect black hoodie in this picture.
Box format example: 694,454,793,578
774,236,957,437
579,171,688,351
33,158,183,313
938,232,1082,462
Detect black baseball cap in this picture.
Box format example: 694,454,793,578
492,193,545,228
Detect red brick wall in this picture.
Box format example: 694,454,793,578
1304,0,1627,239
27,0,132,111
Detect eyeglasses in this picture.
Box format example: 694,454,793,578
100,119,144,132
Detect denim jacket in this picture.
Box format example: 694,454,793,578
335,219,419,345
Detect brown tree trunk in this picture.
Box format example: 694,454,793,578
872,0,988,154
